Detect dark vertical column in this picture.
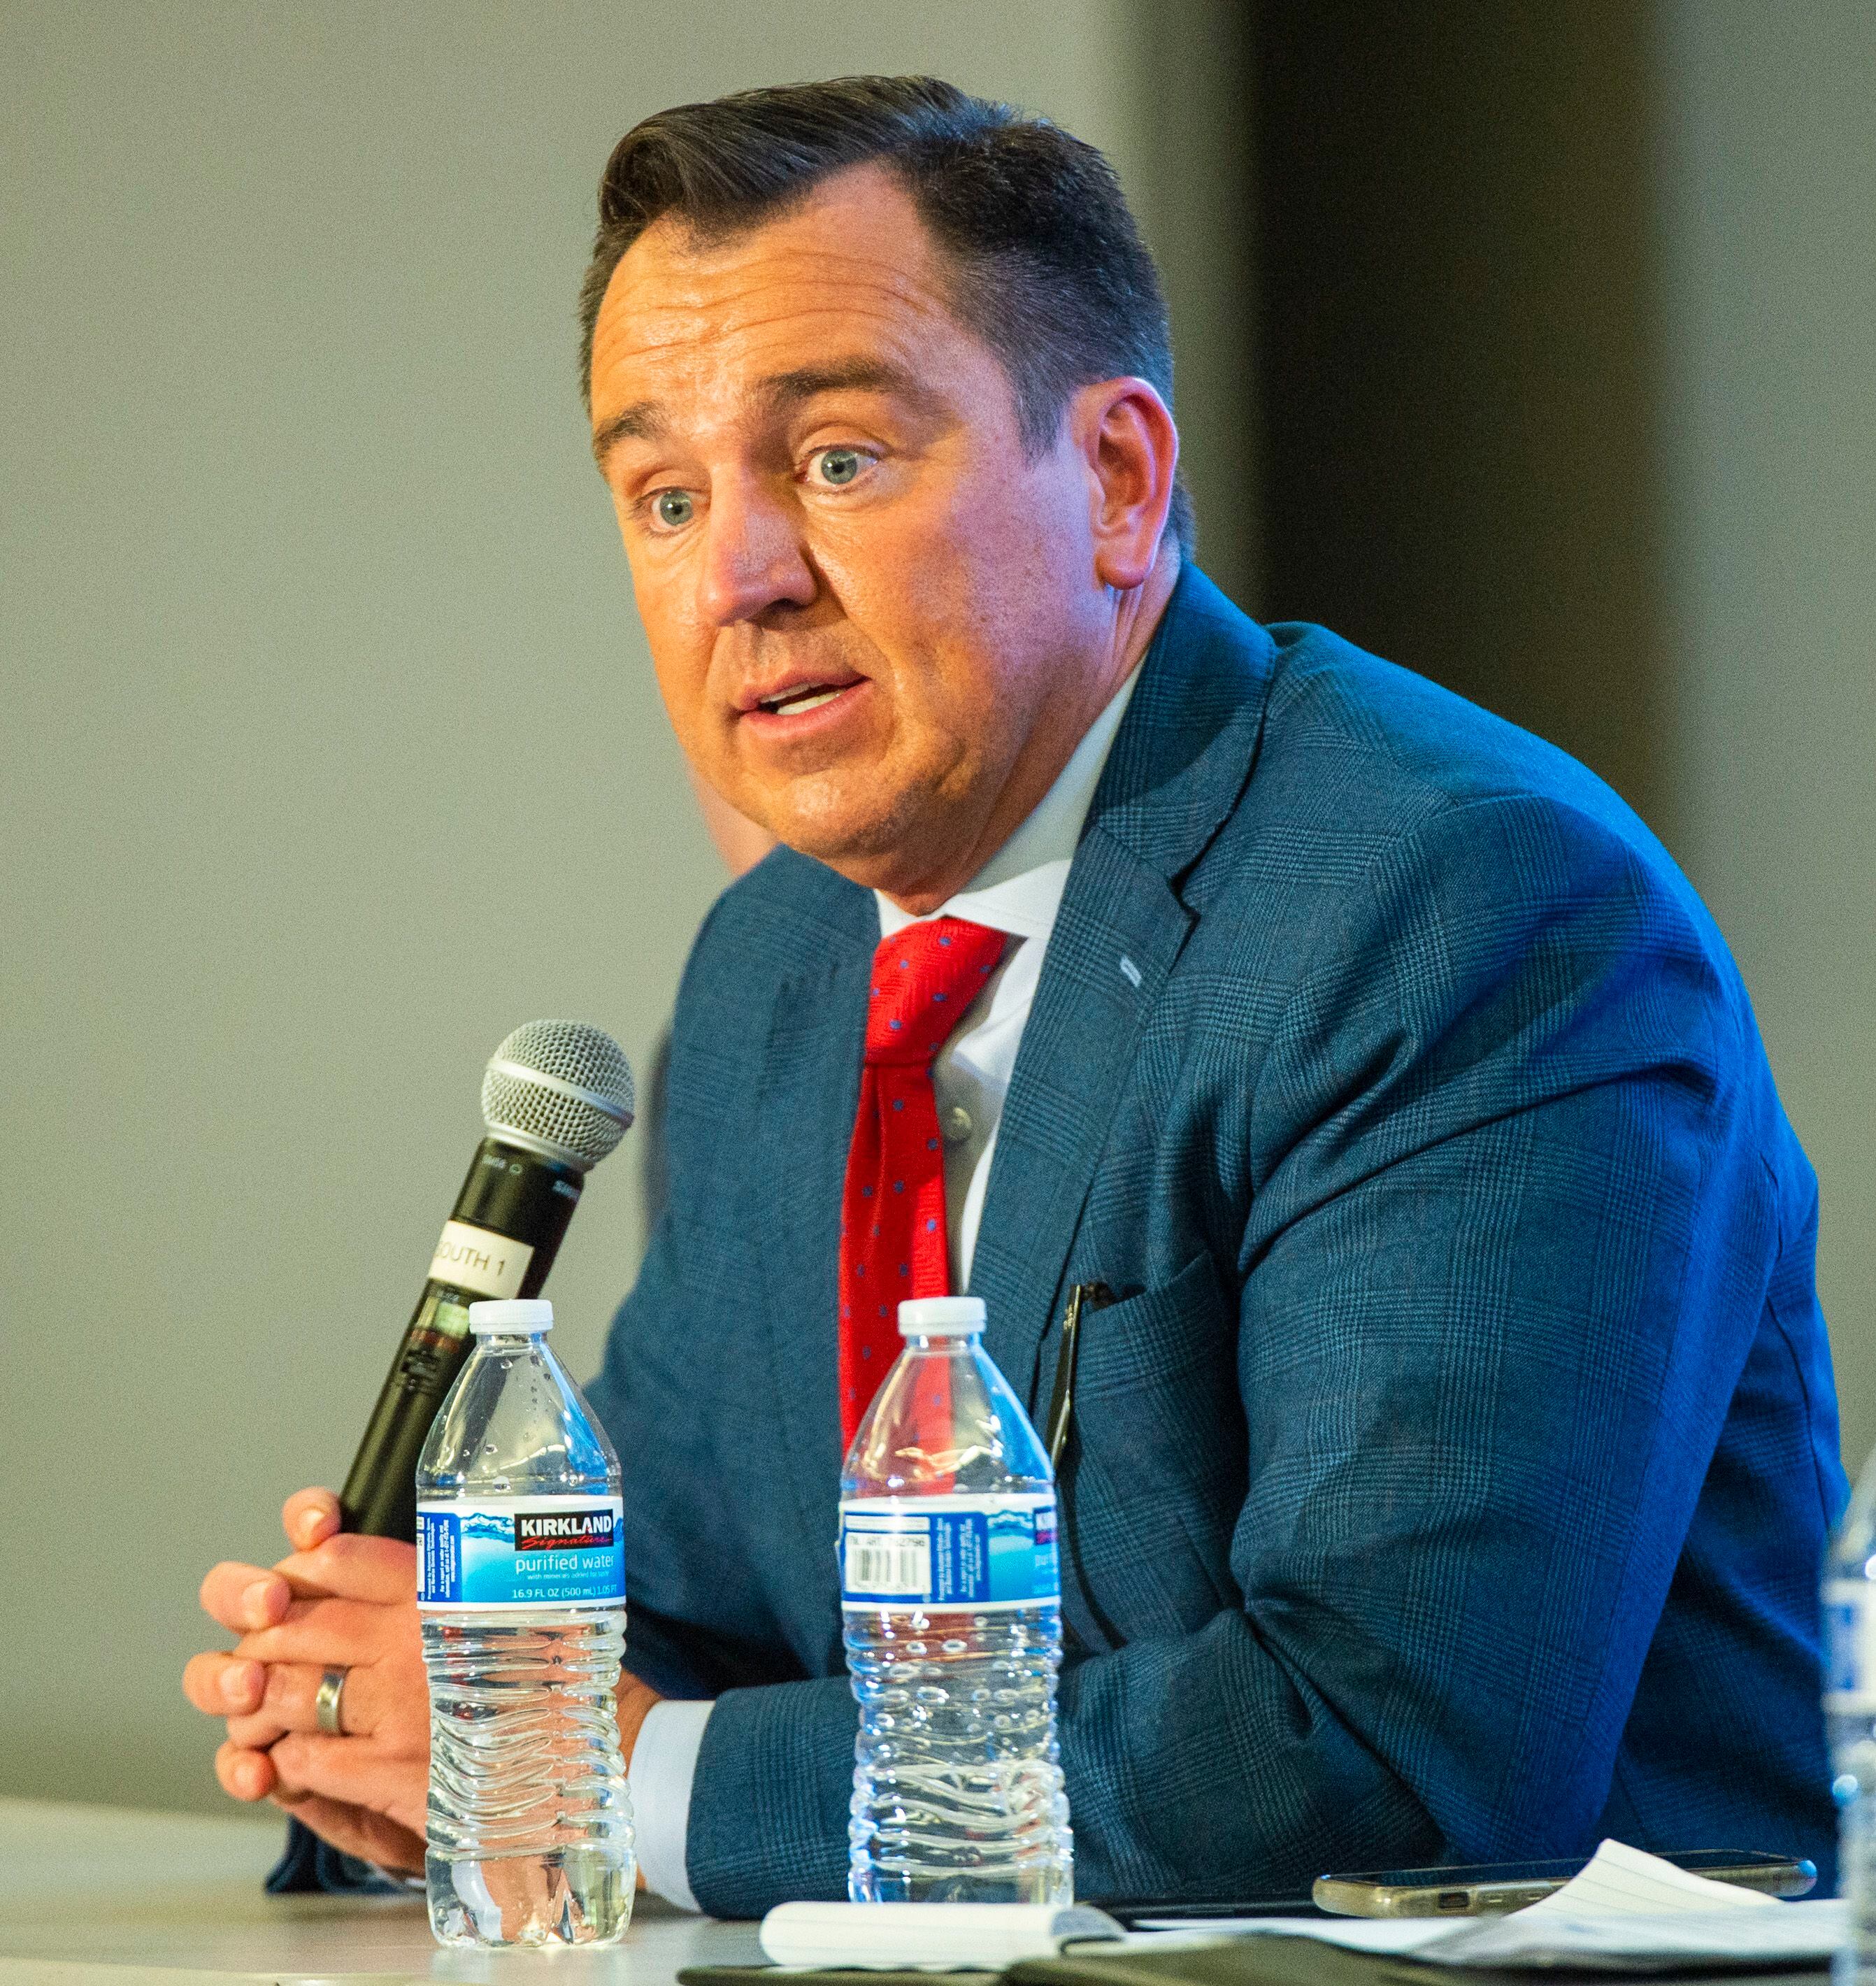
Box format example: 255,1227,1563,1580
1251,1,1663,827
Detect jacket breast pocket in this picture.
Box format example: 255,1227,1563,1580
1061,1250,1247,1642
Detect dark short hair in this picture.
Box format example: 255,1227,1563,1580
578,74,1192,550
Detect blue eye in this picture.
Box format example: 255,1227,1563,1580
816,448,864,486
653,490,694,528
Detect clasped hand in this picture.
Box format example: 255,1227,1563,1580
183,1487,431,1873
185,1487,664,1878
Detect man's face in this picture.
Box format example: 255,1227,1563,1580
587,164,1118,896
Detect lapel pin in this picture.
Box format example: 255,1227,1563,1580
1118,955,1143,989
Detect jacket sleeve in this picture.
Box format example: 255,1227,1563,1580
682,792,1780,1912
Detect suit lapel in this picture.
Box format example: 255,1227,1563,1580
969,835,1194,1402
971,569,1279,1404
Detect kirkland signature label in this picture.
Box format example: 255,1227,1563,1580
418,1495,624,1610
1826,1579,1876,1712
839,1492,1058,1612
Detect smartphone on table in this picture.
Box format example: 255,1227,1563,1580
1312,1848,1816,1917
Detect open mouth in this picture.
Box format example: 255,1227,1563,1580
754,682,852,717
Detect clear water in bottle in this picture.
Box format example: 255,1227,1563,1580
1828,1449,1876,1983
416,1297,635,1947
840,1294,1072,1903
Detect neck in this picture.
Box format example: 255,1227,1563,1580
878,554,1180,917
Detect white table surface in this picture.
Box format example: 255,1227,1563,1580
0,1797,766,1984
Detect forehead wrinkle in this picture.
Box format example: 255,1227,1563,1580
597,227,958,364
589,203,984,452
594,301,954,451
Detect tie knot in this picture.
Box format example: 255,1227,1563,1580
865,917,1005,1066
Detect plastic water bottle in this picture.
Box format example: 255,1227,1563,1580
840,1295,1072,1902
415,1297,635,1947
1828,1449,1876,1982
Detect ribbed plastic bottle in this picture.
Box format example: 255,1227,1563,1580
1828,1448,1876,1983
840,1295,1072,1902
415,1297,635,1947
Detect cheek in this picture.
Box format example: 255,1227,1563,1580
617,542,712,726
645,643,727,778
817,475,1065,703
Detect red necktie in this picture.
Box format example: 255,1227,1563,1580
838,917,1006,1446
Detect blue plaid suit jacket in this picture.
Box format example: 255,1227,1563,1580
587,568,1845,1915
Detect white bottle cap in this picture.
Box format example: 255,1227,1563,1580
468,1298,553,1335
898,1296,984,1338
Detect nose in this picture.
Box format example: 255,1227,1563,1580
696,474,818,628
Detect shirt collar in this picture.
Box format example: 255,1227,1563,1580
877,664,1141,943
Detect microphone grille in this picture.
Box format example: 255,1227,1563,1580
481,1019,635,1171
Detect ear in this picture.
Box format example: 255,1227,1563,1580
1071,378,1180,590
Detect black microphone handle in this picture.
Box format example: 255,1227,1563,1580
339,1136,584,1541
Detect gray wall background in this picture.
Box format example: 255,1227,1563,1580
3,0,1869,1825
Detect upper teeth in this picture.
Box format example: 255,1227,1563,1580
764,685,842,715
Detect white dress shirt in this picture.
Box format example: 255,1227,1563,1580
629,665,1141,1909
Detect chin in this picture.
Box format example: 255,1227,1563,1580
767,792,927,878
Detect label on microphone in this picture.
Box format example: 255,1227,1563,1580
417,1495,625,1610
427,1220,534,1300
838,1493,1058,1612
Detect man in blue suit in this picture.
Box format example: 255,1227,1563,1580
187,77,1844,1914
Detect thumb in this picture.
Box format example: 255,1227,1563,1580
282,1487,341,1555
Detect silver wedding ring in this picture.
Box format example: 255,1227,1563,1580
315,1666,349,1736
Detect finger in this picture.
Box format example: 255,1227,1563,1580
182,1650,266,1717
270,1731,427,1824
199,1561,292,1635
267,1791,424,1876
215,1739,278,1803
200,1540,413,1631
231,1596,413,1671
224,1660,380,1749
269,1534,417,1606
224,1660,324,1750
282,1487,341,1555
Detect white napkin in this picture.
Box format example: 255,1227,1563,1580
759,1901,1125,1971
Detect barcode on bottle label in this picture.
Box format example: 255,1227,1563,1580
417,1495,624,1610
1826,1580,1876,1711
846,1531,932,1598
838,1493,1058,1612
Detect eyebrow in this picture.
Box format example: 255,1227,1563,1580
589,355,943,464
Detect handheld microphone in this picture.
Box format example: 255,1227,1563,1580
338,1019,635,1541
